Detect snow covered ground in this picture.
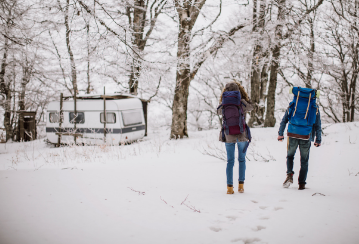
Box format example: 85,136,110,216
0,123,359,244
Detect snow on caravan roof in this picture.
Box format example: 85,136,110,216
47,98,143,111
75,93,148,102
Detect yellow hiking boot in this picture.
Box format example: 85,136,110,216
238,183,244,193
227,186,234,194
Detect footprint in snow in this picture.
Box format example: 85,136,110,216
279,199,287,202
252,225,266,232
231,238,261,243
209,226,222,232
226,215,238,221
251,200,258,203
259,206,267,210
274,207,283,211
259,216,270,220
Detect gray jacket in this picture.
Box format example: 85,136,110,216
217,99,254,143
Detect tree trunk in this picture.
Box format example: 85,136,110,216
64,0,77,96
18,64,32,141
18,78,26,141
350,0,358,122
248,44,262,126
264,0,286,127
349,67,358,122
170,19,191,138
0,37,12,141
341,68,350,122
248,0,266,127
170,0,206,139
63,0,78,142
258,57,269,120
264,46,280,127
86,21,91,94
129,61,141,95
128,0,146,95
4,90,12,142
306,18,315,88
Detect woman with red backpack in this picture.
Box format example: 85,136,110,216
217,81,254,194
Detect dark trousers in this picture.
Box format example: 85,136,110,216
286,137,311,184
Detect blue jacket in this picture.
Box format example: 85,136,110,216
278,109,322,144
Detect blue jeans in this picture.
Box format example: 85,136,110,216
286,137,311,184
225,141,247,186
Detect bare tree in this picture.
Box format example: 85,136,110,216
170,0,245,138
126,0,167,95
248,0,268,127
77,0,168,95
263,0,286,127
264,0,324,127
319,0,359,122
0,0,27,141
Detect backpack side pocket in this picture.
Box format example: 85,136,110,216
307,103,317,126
287,101,295,120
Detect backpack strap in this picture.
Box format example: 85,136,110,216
221,106,229,135
304,93,312,119
239,106,244,133
242,125,251,153
292,91,300,117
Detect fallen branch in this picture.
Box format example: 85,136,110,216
160,196,174,208
62,167,78,170
349,136,357,144
199,141,226,161
34,164,45,171
7,166,17,171
128,187,145,195
181,195,200,213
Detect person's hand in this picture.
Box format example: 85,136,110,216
314,142,321,147
278,135,284,141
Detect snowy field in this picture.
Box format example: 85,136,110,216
0,123,359,244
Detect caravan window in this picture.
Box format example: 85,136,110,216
100,112,116,123
69,112,85,124
122,109,142,126
49,113,59,123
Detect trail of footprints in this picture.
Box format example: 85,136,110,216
208,199,287,243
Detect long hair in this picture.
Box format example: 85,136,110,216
219,80,250,103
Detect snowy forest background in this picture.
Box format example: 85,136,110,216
0,0,358,141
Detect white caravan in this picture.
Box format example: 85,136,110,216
46,94,147,145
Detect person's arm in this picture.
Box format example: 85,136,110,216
278,110,289,141
313,110,322,147
241,99,254,113
217,104,222,116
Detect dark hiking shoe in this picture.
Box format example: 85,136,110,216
298,184,306,190
283,174,293,188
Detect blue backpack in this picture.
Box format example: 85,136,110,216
287,87,319,140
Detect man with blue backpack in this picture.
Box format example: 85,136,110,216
277,87,322,190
